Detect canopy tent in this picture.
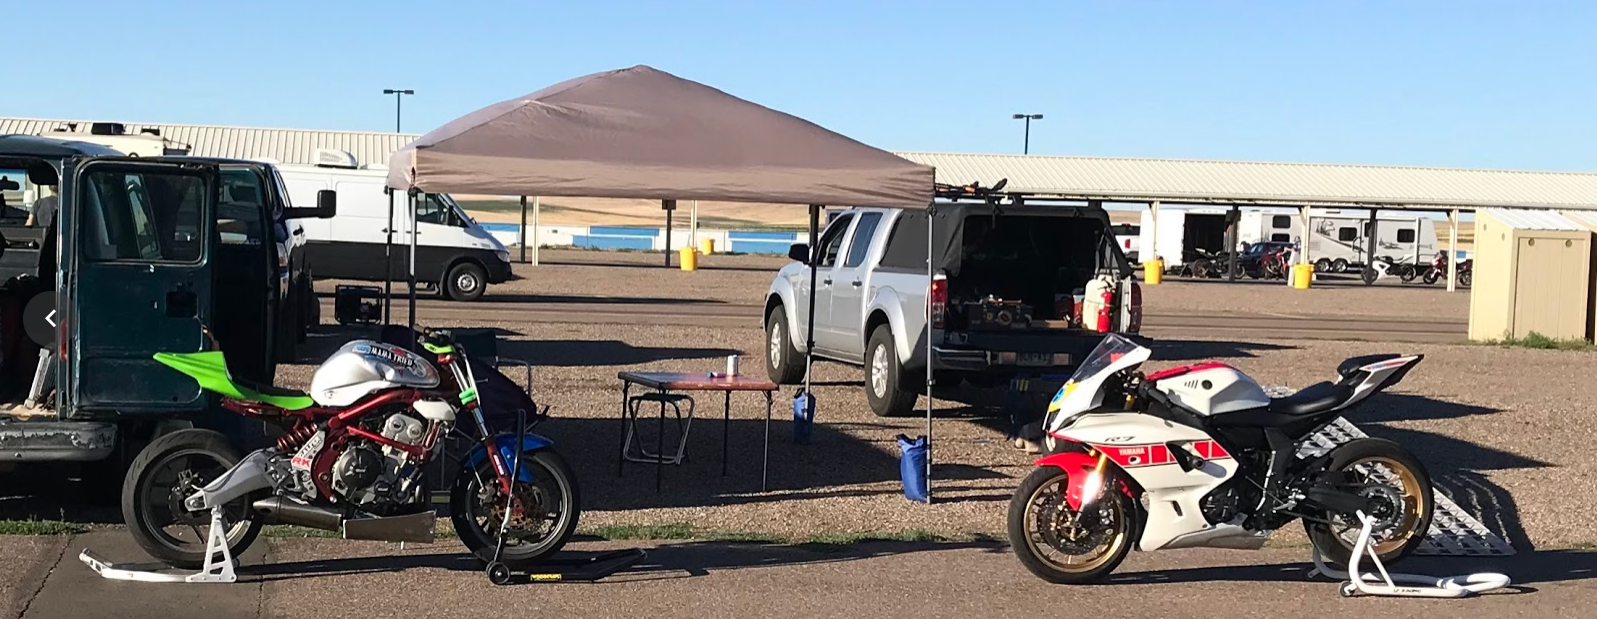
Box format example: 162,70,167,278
384,65,954,497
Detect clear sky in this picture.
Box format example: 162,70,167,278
7,0,1594,171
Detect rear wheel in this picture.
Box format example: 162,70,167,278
865,325,917,418
1304,438,1434,567
765,306,805,384
1459,269,1472,287
1008,466,1135,584
122,429,262,570
451,449,580,569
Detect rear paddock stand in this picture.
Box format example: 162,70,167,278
79,507,237,584
1310,511,1511,598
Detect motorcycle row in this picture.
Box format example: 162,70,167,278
101,325,1440,590
1181,248,1472,287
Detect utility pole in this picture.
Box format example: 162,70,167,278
382,89,415,133
1011,113,1043,154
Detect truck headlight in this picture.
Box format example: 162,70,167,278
495,249,510,263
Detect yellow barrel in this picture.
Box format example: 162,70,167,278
679,246,698,271
1292,263,1313,289
1143,259,1163,285
698,238,715,255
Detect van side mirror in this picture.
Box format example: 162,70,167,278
284,189,337,220
788,243,810,263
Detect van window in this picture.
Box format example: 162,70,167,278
416,194,460,227
1397,228,1416,243
1337,227,1357,242
843,213,882,267
217,169,266,246
81,169,205,262
816,214,854,267
1272,215,1291,229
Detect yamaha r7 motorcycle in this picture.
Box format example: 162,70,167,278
122,328,579,570
1008,334,1433,583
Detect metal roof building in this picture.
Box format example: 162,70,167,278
5,116,1595,211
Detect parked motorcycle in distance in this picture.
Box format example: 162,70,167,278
1008,334,1433,584
1421,251,1472,286
1360,256,1400,286
121,328,579,571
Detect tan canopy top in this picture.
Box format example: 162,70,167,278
387,65,934,208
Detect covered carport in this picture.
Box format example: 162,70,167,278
895,151,1597,292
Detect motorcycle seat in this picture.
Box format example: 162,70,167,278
1269,381,1353,416
1336,353,1401,378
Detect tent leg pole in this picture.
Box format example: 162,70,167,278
664,202,673,267
384,189,394,324
804,204,820,395
532,197,541,266
407,191,419,350
519,196,528,263
924,203,935,504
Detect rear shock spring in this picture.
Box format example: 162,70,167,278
277,421,318,452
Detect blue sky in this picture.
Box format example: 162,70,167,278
7,1,1594,171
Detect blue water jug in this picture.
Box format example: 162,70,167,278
792,389,815,445
896,434,929,503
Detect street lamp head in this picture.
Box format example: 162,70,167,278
383,89,415,95
1012,113,1026,119
1012,113,1043,120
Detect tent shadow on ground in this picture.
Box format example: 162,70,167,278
1147,338,1299,360
1104,549,1596,587
539,256,787,275
496,340,737,367
460,293,729,306
242,538,1005,584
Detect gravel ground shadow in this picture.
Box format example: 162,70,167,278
1106,549,1597,587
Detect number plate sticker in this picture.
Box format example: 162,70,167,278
290,430,325,471
1018,352,1052,366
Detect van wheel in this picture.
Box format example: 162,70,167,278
866,325,917,418
765,306,804,384
445,262,487,301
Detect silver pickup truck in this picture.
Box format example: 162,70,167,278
764,202,1141,417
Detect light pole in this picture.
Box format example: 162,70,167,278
1012,113,1043,154
382,89,415,133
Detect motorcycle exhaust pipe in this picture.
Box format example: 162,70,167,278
252,496,343,531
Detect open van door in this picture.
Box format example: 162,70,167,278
61,158,217,414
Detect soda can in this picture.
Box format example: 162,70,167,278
726,355,740,376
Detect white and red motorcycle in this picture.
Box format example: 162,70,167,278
1008,334,1434,583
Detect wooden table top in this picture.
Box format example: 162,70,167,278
618,371,780,392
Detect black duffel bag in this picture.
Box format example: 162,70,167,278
379,326,539,439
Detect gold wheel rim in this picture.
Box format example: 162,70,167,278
1335,456,1426,556
1022,472,1127,574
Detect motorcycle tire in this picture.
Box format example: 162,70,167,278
1398,266,1419,283
1360,267,1378,286
122,429,263,570
452,448,580,569
1303,438,1434,567
1423,270,1440,285
1007,466,1136,584
1459,270,1472,287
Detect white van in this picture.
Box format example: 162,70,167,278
277,161,512,301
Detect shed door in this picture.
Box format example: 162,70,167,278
1512,236,1586,340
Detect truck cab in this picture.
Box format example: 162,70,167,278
0,135,332,463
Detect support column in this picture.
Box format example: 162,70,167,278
1148,201,1160,262
1362,208,1379,286
518,196,528,263
1227,205,1240,282
531,196,541,266
663,199,675,267
690,200,699,252
1447,209,1459,292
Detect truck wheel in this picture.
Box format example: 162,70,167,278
866,325,917,418
445,262,487,301
765,306,805,384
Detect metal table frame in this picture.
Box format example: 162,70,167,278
616,372,776,491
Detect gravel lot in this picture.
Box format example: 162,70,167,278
281,249,1582,549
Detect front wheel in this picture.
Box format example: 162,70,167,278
444,262,488,301
1007,466,1135,584
451,448,580,569
1303,438,1434,567
122,429,262,570
765,306,805,384
1459,270,1472,287
865,325,917,418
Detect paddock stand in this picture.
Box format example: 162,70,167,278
483,408,645,586
79,506,238,584
1309,511,1511,599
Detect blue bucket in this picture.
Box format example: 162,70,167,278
792,390,815,445
896,434,929,503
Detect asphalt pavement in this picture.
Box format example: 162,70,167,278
4,534,1592,619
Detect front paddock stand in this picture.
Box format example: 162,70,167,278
79,507,237,584
485,548,648,586
1310,511,1510,599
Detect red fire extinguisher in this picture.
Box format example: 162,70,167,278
1083,276,1115,333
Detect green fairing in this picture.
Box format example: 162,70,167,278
423,342,455,354
152,351,316,411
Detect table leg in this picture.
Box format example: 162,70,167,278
763,391,772,492
657,388,666,492
722,390,731,477
618,381,631,477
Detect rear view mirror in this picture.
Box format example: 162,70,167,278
284,189,337,220
788,243,811,263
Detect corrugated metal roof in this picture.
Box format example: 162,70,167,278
0,116,418,168
895,151,1597,211
1558,210,1597,230
1482,208,1583,231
